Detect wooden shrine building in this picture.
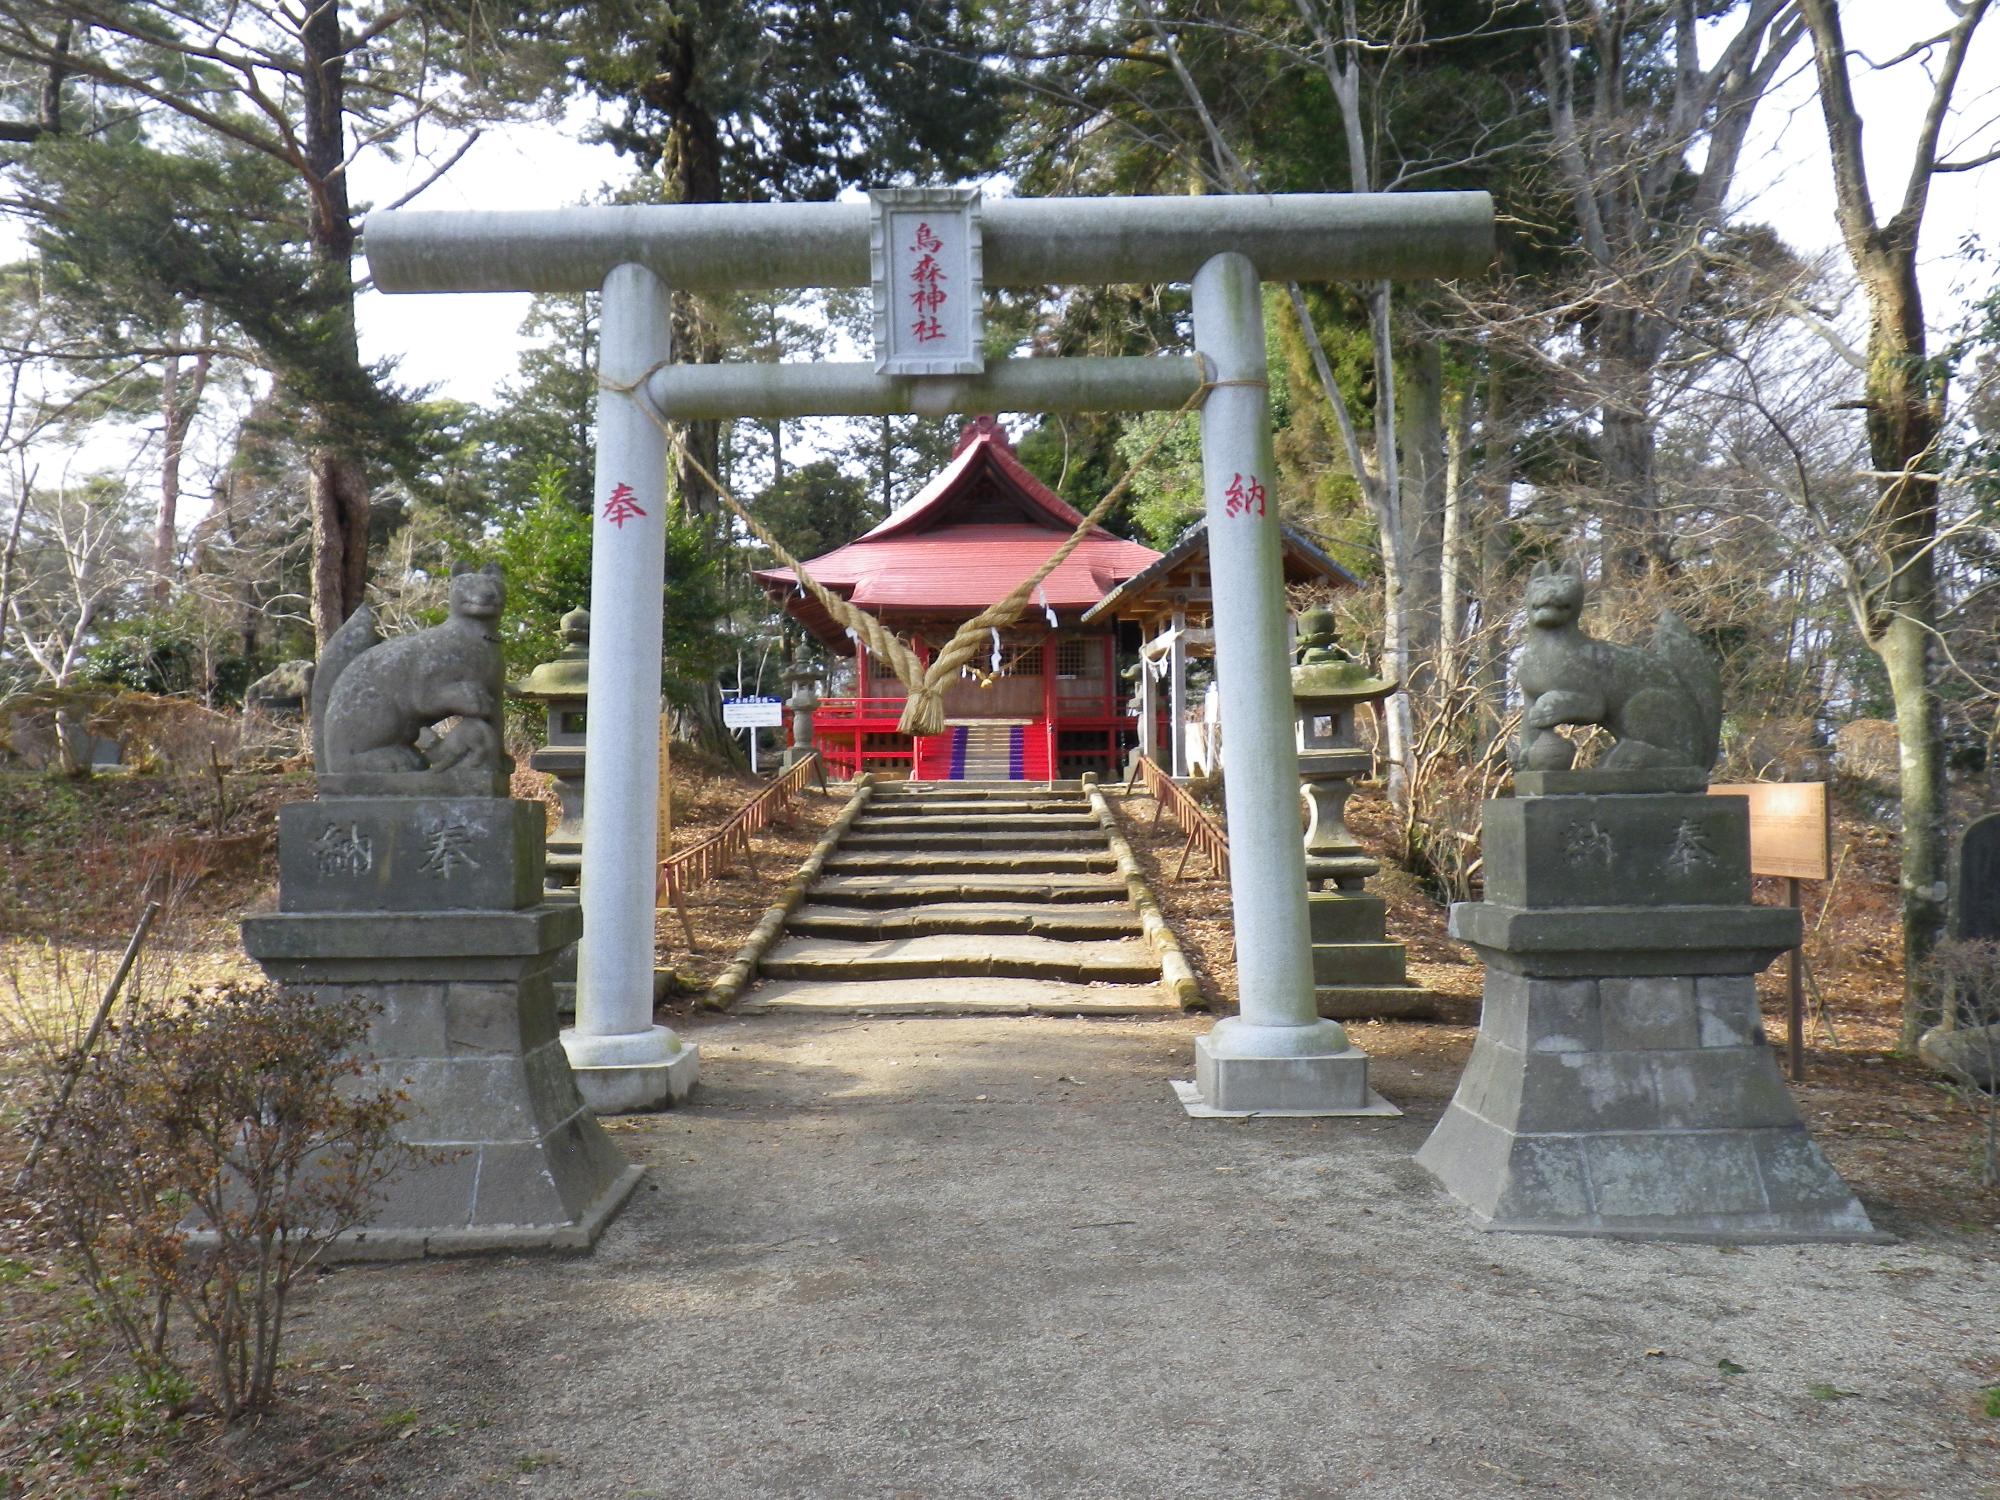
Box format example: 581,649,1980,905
1083,518,1358,778
755,417,1161,780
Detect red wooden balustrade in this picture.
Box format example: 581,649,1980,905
655,751,826,950
1126,755,1230,881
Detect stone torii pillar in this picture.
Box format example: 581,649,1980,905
365,191,1491,1115
561,263,697,1111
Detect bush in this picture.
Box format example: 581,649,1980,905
1919,939,2000,1186
19,985,412,1422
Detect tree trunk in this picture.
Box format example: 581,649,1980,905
1863,263,1949,1044
301,0,367,649
1879,596,1947,1045
154,349,180,599
1475,365,1518,748
1438,389,1468,692
1399,337,1447,667
1595,318,1666,582
153,315,212,601
1796,0,1984,1039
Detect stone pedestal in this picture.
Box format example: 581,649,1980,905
1417,787,1878,1242
513,608,592,1014
783,654,821,771
1290,614,1430,1021
243,793,642,1258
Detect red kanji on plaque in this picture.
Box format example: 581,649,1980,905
602,482,647,528
908,221,948,342
1224,472,1267,518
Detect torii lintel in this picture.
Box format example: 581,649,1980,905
364,191,1494,296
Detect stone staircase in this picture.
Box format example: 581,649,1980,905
737,781,1178,1015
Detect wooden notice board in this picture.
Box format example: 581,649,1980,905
1710,780,1831,881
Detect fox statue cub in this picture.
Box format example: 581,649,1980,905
1511,558,1722,774
311,563,507,777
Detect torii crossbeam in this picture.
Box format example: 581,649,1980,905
366,190,1492,1115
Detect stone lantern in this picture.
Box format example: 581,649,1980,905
1290,606,1430,1019
782,648,821,769
512,606,590,1010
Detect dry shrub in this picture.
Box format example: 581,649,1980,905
13,985,412,1423
0,689,240,776
1919,938,2000,1186
1835,718,1900,790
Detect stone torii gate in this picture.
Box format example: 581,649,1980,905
365,190,1491,1115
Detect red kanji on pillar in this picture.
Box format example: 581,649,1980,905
1224,472,1267,519
602,482,647,529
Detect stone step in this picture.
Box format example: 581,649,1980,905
809,874,1133,907
850,813,1100,832
871,786,1082,801
786,902,1143,941
737,975,1176,1016
838,829,1104,851
823,849,1117,875
863,797,1085,812
760,933,1159,983
853,809,1088,825
864,801,1086,816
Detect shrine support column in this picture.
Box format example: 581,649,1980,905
1181,252,1378,1115
564,262,699,1113
1137,637,1158,766
1169,607,1188,777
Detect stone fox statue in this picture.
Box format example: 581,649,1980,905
311,564,507,775
1512,559,1722,773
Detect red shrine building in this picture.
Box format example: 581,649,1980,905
756,417,1161,780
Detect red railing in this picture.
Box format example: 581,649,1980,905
656,751,827,950
1126,755,1229,881
813,695,910,720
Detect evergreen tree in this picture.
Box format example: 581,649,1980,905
0,3,564,647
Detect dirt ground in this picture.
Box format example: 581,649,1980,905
3,768,1998,1496
249,1012,2000,1498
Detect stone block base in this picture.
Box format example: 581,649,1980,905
571,1044,701,1114
1417,968,1880,1242
1182,1033,1397,1117
278,796,543,913
1309,893,1387,944
1310,941,1407,986
1316,984,1436,1020
308,1165,644,1261
1306,892,1430,1018
242,903,642,1259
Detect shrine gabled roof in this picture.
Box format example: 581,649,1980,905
855,418,1097,541
1080,517,1359,624
754,421,1161,646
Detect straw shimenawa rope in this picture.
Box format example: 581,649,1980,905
611,363,1221,737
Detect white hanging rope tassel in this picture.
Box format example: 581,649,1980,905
1037,584,1057,631
990,626,1003,676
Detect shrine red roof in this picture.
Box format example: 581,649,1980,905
756,419,1160,649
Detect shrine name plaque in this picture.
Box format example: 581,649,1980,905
1709,780,1831,882
870,187,984,377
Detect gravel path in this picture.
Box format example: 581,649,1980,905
300,1013,2000,1499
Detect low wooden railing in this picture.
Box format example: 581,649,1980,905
656,751,827,950
1125,755,1229,881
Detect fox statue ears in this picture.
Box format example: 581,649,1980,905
1529,557,1583,581
449,561,504,578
